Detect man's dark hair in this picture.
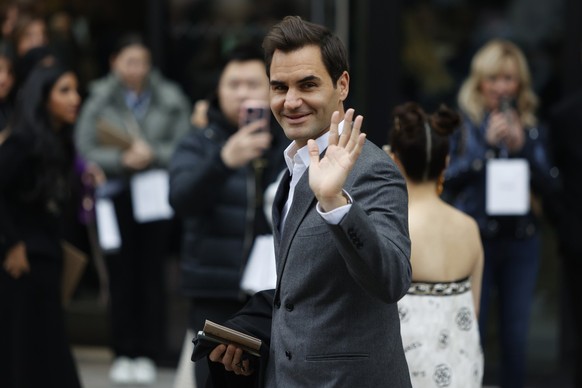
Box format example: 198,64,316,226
220,42,265,71
112,32,149,57
262,16,349,85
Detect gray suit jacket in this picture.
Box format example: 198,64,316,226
266,140,412,387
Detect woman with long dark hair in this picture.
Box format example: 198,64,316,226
0,61,82,388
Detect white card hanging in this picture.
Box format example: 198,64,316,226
241,234,277,294
486,158,530,215
95,198,122,251
130,169,174,223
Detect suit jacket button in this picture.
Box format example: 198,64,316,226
285,351,292,360
285,303,294,312
274,299,281,309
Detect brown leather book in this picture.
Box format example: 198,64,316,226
96,119,133,149
199,319,262,357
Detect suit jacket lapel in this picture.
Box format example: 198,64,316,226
272,170,290,250
275,170,316,287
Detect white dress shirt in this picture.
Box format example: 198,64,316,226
280,121,352,231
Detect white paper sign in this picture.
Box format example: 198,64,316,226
130,169,174,223
95,198,122,251
486,159,530,215
241,234,277,294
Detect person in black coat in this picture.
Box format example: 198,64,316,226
0,61,82,388
168,43,288,387
0,42,15,134
548,90,582,388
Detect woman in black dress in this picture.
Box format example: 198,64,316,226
0,61,83,388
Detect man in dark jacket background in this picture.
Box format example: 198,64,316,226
168,43,288,387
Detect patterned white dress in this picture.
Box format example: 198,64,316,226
398,278,483,388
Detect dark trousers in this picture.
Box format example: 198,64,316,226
107,189,170,359
561,249,582,388
0,253,81,388
189,298,248,388
480,235,540,388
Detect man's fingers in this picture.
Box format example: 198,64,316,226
211,344,240,372
239,359,253,376
221,344,238,371
230,347,245,374
347,115,364,151
208,344,227,362
307,139,320,167
352,133,366,160
338,109,355,148
328,111,341,146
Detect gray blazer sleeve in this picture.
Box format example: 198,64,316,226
330,143,411,303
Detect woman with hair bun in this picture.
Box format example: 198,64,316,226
386,102,484,388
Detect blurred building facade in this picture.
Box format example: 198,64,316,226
7,0,580,384
25,0,579,142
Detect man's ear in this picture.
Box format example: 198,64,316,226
445,155,450,168
337,71,349,101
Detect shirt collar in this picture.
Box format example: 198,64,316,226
283,120,345,174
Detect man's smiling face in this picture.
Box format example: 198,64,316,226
268,44,348,148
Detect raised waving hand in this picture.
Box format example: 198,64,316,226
308,108,366,212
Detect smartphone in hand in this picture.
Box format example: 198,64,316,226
239,99,270,132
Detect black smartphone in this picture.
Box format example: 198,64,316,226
239,99,270,132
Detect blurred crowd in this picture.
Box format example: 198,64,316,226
0,2,581,388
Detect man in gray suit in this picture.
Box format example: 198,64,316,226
209,16,412,387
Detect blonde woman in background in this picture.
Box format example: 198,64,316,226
443,39,560,388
